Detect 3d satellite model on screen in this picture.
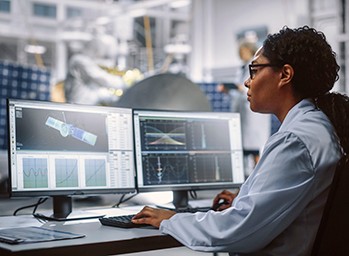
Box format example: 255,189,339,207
45,115,97,146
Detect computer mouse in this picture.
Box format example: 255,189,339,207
211,200,229,211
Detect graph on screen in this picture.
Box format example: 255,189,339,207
8,99,135,196
142,120,187,150
55,158,78,188
134,110,245,191
23,158,48,188
85,159,107,187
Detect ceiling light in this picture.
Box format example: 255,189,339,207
164,43,191,54
170,0,190,9
128,9,147,17
24,44,46,54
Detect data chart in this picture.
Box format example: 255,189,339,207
85,159,107,187
142,121,186,150
23,158,48,188
143,154,189,185
55,158,79,188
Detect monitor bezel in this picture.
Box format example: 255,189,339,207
132,108,245,194
7,98,136,198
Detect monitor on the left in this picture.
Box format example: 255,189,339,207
7,99,135,221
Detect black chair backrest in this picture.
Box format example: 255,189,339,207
311,155,349,255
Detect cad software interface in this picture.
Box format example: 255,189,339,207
133,110,245,190
8,100,135,194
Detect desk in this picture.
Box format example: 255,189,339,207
0,207,183,256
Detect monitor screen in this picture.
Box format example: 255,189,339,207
7,99,135,219
133,110,245,208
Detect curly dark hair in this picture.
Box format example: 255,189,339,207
263,26,349,154
263,26,339,98
317,92,349,154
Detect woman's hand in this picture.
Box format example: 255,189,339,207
132,206,176,228
212,189,239,211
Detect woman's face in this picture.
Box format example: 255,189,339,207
244,47,282,114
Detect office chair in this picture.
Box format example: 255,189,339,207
311,155,349,255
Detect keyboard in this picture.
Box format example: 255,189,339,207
99,214,150,228
99,207,212,229
175,206,212,213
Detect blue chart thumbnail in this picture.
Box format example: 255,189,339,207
55,159,79,187
85,159,106,187
23,158,48,188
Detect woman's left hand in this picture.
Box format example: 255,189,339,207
132,206,176,228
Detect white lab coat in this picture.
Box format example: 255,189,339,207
160,99,341,255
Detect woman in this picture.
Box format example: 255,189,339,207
132,26,349,255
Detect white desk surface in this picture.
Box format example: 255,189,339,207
0,206,182,256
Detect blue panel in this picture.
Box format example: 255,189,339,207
199,82,281,136
0,60,51,150
198,83,231,112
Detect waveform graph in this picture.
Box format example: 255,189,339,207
22,158,48,188
190,121,230,150
84,159,106,187
55,158,79,188
142,121,187,150
190,153,233,183
143,154,189,185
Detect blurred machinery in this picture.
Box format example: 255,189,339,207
63,25,136,105
115,73,211,111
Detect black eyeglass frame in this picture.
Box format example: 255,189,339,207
248,64,281,80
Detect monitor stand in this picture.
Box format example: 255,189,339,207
33,195,104,221
156,190,189,210
156,190,211,212
172,190,189,209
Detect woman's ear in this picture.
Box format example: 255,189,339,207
279,64,294,87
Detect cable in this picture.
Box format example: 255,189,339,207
32,197,48,215
113,194,126,208
112,193,138,208
189,190,197,200
13,197,48,216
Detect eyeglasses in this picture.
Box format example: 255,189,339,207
248,63,280,80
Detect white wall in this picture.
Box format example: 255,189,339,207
189,0,309,82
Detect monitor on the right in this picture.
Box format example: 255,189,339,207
133,110,245,209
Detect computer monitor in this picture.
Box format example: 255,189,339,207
133,110,245,209
7,99,135,220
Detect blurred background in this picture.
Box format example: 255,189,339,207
0,0,347,254
0,0,347,195
0,0,346,157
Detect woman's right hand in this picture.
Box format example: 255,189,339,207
212,189,239,211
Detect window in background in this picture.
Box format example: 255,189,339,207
0,0,10,13
33,3,57,19
66,7,82,19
